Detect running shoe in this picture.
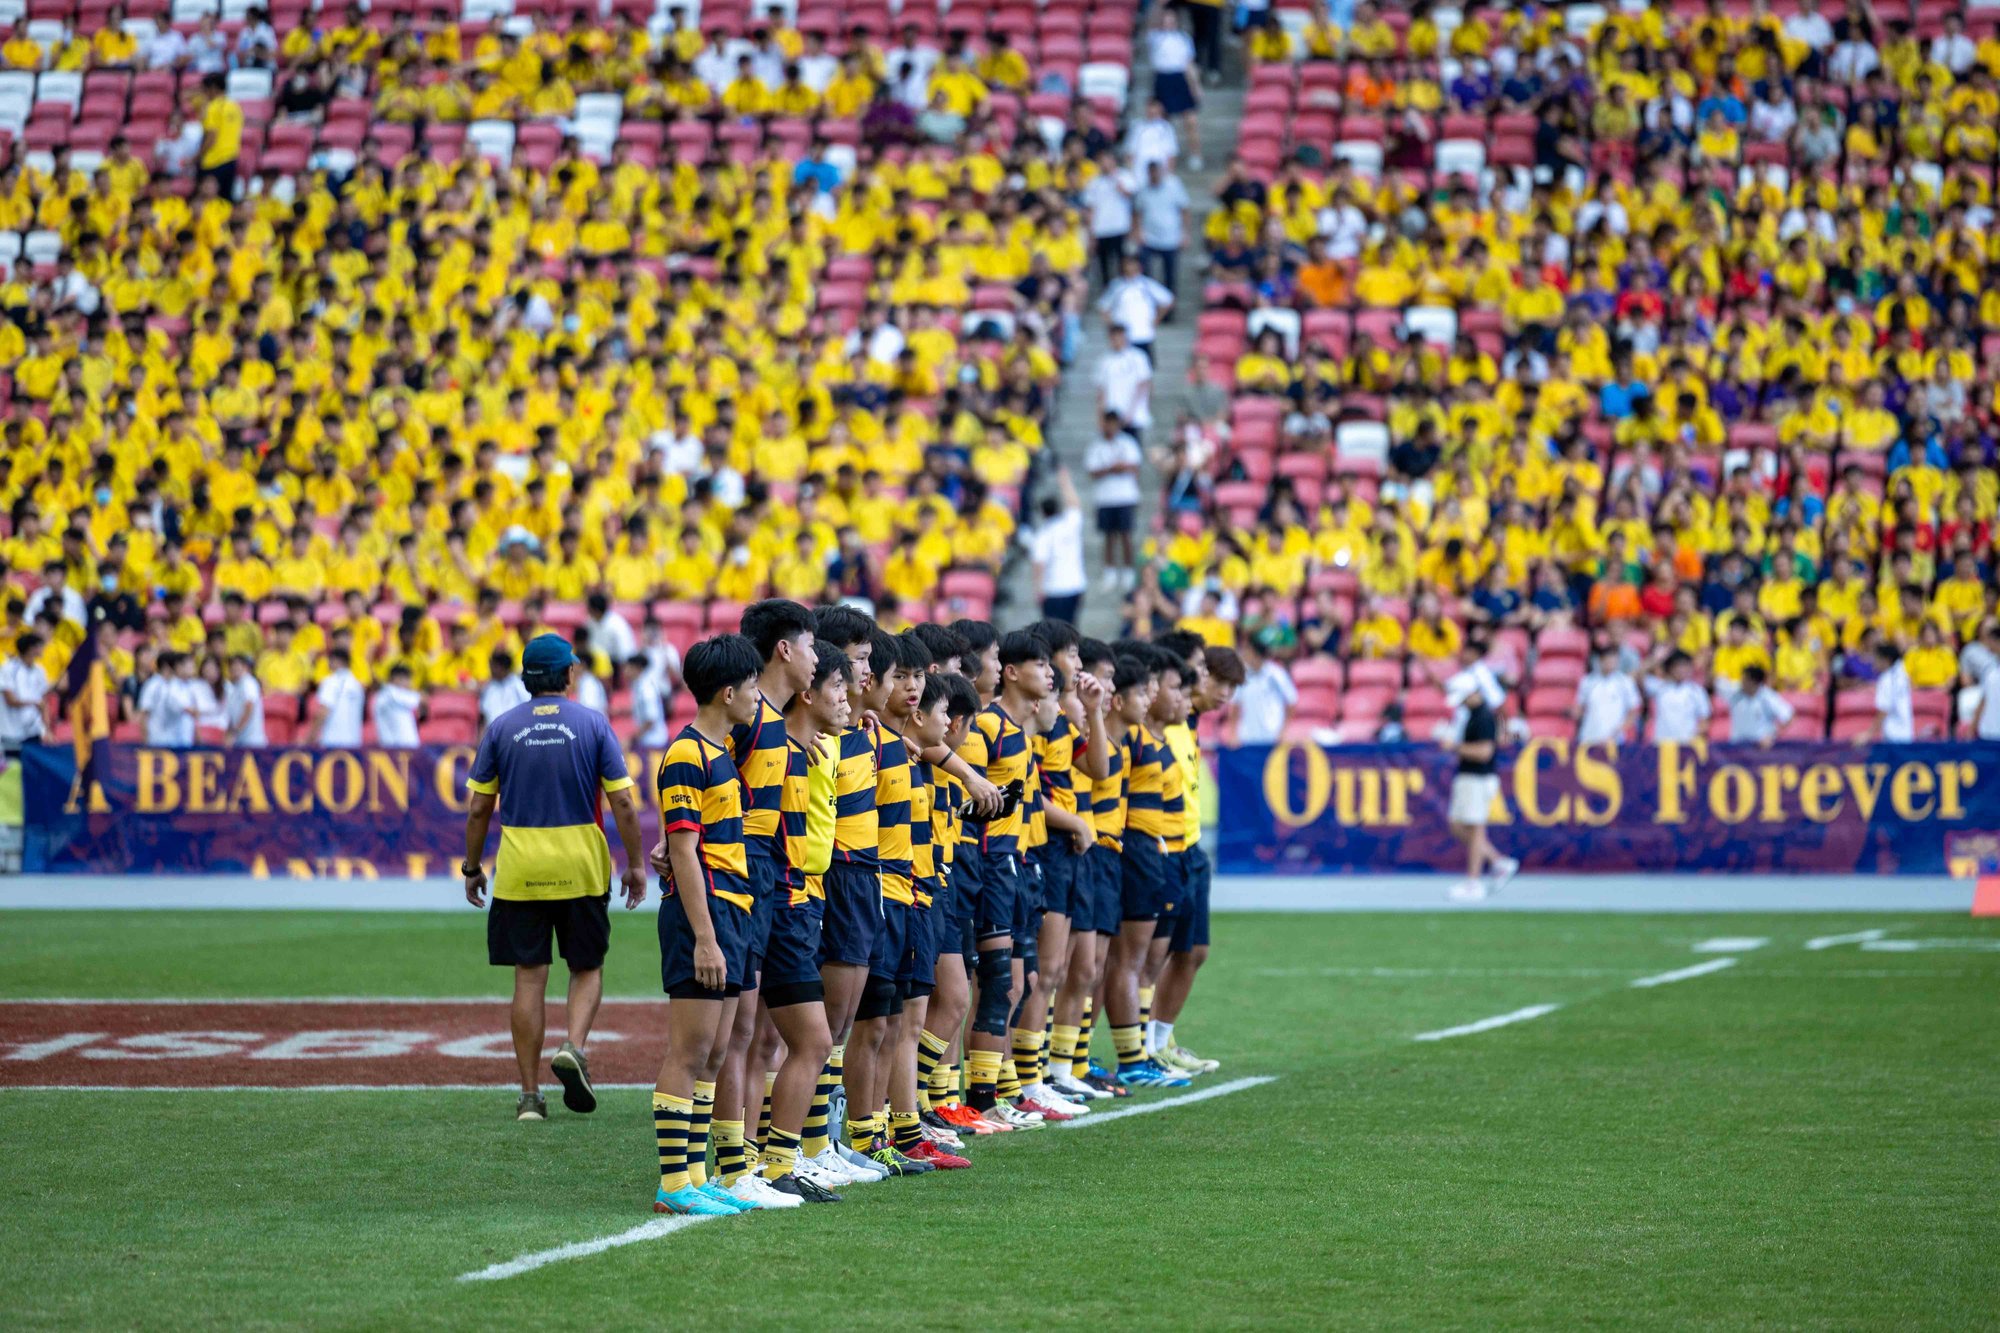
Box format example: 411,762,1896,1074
1084,1063,1132,1097
515,1092,547,1122
983,1102,1045,1131
654,1185,736,1217
867,1141,935,1176
550,1041,595,1114
1013,1095,1074,1123
835,1141,890,1181
904,1140,972,1170
790,1160,846,1201
768,1170,842,1204
698,1181,760,1212
1152,1045,1205,1077
1166,1041,1220,1074
1049,1071,1106,1102
941,1102,999,1134
810,1146,878,1185
1024,1083,1089,1116
1448,879,1489,902
1116,1060,1191,1088
919,1120,965,1150
799,1151,859,1190
725,1174,796,1209
1486,855,1521,892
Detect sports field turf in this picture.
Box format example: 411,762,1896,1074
4,908,1996,1329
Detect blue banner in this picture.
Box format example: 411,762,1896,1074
1216,740,2000,877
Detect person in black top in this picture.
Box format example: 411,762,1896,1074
1445,665,1519,902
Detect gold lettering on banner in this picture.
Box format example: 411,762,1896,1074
365,751,411,813
1708,765,1756,824
1514,738,1568,825
1655,741,1706,823
228,756,271,813
1574,743,1622,825
1890,763,1936,821
1798,764,1843,822
271,751,313,814
434,746,475,813
314,751,366,815
136,749,181,812
183,751,224,813
1937,761,1973,819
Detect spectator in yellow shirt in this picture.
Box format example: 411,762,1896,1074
196,74,244,199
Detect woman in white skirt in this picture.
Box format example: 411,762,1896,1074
1147,9,1203,170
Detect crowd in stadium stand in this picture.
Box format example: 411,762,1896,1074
0,0,1148,749
1145,0,2000,745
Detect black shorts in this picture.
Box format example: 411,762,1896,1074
1032,839,1080,921
870,898,910,985
1154,847,1190,939
1014,858,1042,946
970,846,1021,942
1170,844,1211,953
765,896,825,990
487,894,610,971
1097,503,1138,535
820,860,881,967
744,846,780,983
1088,845,1123,935
1121,834,1168,923
903,899,935,988
658,887,753,999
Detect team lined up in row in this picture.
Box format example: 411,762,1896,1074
646,600,1241,1211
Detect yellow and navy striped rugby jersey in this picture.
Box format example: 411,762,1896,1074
1163,720,1202,849
655,723,754,912
1157,729,1188,854
874,722,916,905
730,692,790,857
956,702,1029,857
780,738,822,905
467,696,633,902
1024,752,1047,851
1091,730,1129,853
1123,723,1173,847
832,725,878,867
909,757,935,907
933,767,963,875
1036,714,1079,817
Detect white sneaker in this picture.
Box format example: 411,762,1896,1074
1486,856,1521,891
834,1142,890,1182
1100,568,1122,592
810,1146,873,1185
920,1121,964,1150
729,1173,801,1209
985,1102,1046,1130
795,1155,849,1192
1049,1071,1105,1102
1027,1083,1090,1115
1448,879,1489,902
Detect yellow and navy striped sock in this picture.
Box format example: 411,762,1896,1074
1035,1028,1051,1086
802,1062,835,1158
1076,997,1096,1077
713,1118,748,1186
1138,986,1154,1032
916,1031,948,1106
1113,1024,1146,1070
931,1059,958,1108
891,1110,923,1153
1010,1028,1040,1091
1051,1024,1080,1076
758,1127,802,1182
756,1072,775,1151
967,1048,1002,1111
653,1092,692,1193
686,1080,716,1187
994,1047,1022,1102
849,1109,878,1153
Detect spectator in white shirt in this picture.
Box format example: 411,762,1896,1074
371,664,424,749
0,633,49,750
24,565,86,627
308,650,367,748
1930,14,1975,75
1718,665,1794,747
1081,153,1137,286
1124,99,1180,177
140,652,200,748
1864,644,1915,743
585,592,639,666
1643,650,1712,743
1233,631,1297,744
1574,652,1641,745
1783,0,1833,54
1094,324,1155,431
146,25,189,69
185,15,228,75
478,651,532,737
1134,159,1192,298
1029,466,1089,625
1084,411,1145,589
628,656,672,748
1097,252,1175,358
222,655,267,748
571,629,610,715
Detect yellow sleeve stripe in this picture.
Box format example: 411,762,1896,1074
601,776,635,794
467,777,500,794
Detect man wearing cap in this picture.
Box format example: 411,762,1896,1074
464,633,650,1122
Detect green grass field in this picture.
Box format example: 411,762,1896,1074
4,908,1997,1330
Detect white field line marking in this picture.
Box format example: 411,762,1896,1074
0,1083,660,1093
1861,939,2000,953
1057,1075,1276,1128
1806,928,1893,951
458,1215,721,1284
449,1075,1280,1283
1412,1004,1562,1042
1630,958,1738,988
4,996,669,1006
1692,937,1767,953
1255,966,1631,979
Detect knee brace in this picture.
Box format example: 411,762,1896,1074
972,948,1013,1035
855,974,899,1023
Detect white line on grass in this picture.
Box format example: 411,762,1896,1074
1860,939,2000,953
458,1215,721,1283
1411,1004,1562,1042
1630,958,1738,988
1806,928,1893,951
1254,966,1631,979
1692,937,1767,953
1057,1075,1276,1128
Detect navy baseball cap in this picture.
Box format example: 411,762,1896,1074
522,633,577,675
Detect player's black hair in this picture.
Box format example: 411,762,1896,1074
740,598,816,663
685,633,763,704
918,672,951,713
997,629,1051,669
1110,637,1154,663
813,604,876,649
867,626,901,676
1078,637,1115,671
1113,656,1152,692
1028,618,1081,655
808,640,853,692
1153,629,1205,666
1050,666,1067,696
950,618,997,655
912,621,967,666
1205,645,1246,686
893,630,933,674
941,671,982,719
